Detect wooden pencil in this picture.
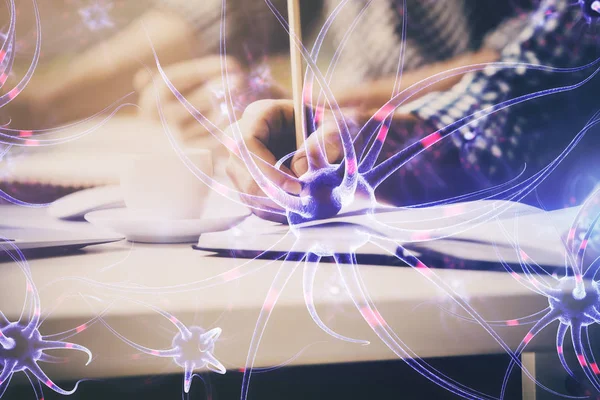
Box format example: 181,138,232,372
287,0,305,148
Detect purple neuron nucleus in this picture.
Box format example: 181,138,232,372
170,326,226,393
100,306,225,396
0,318,92,398
287,166,345,225
495,190,600,397
0,240,94,399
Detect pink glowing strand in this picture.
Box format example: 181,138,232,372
311,0,373,133
147,58,291,217
565,187,600,272
495,245,557,298
149,58,300,186
358,0,408,172
255,1,359,198
437,306,550,327
262,0,357,170
48,233,294,295
302,0,356,168
357,53,600,192
364,64,600,190
302,253,369,345
583,327,600,381
369,114,600,249
371,240,563,397
0,0,40,109
571,323,600,392
583,327,600,376
42,302,115,341
508,219,559,281
240,250,306,400
507,221,560,295
0,240,92,398
98,317,184,359
555,323,577,378
0,96,135,146
499,310,563,399
581,213,600,278
333,253,497,400
23,370,44,400
218,2,308,215
0,0,16,76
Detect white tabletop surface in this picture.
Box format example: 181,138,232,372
0,205,555,382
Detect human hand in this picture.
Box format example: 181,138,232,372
225,99,421,221
135,57,287,144
334,48,500,110
135,56,243,141
224,100,301,222
21,9,197,128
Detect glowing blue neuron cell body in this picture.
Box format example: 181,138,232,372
1,322,43,370
0,319,91,396
549,278,600,326
170,326,225,393
288,166,343,225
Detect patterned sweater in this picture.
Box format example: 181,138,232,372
158,0,600,205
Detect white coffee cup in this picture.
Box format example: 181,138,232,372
120,149,213,219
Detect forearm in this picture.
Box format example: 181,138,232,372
334,48,500,110
66,9,197,86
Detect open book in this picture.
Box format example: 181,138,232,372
196,200,579,269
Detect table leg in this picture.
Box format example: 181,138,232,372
522,351,571,400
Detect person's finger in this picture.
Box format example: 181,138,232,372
224,99,303,200
252,209,288,223
137,84,160,118
291,117,345,177
236,100,302,193
226,156,288,223
235,131,302,194
133,68,154,93
133,55,235,89
238,99,296,142
162,89,213,122
133,56,242,99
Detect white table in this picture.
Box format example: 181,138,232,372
0,206,571,398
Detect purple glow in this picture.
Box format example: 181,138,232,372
99,303,225,396
78,2,115,31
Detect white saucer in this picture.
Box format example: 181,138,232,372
85,208,250,243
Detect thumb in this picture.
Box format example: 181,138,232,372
133,68,152,91
291,121,344,177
